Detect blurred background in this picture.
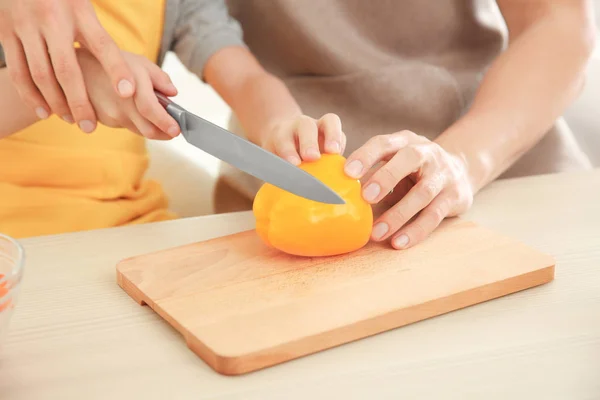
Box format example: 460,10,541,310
149,2,600,218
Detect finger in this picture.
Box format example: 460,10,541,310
374,177,414,218
361,144,428,203
1,35,50,119
135,60,181,137
370,172,445,242
317,113,343,154
20,31,72,120
344,131,413,179
296,116,320,161
76,3,135,98
144,59,178,97
134,65,180,137
390,193,451,249
129,110,172,140
45,31,97,130
274,134,301,165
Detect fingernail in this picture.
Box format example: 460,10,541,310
35,107,49,120
169,83,178,93
363,183,381,202
372,222,389,240
118,79,134,96
287,155,301,165
326,140,340,153
78,120,95,133
306,148,320,159
393,234,409,249
62,115,74,124
345,160,363,178
168,125,180,136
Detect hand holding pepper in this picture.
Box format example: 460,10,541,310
344,130,474,250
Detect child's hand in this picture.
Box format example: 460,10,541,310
261,114,347,165
76,49,180,139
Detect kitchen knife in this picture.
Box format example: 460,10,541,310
155,92,345,205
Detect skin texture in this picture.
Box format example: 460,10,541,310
253,154,373,257
0,0,177,136
0,49,179,139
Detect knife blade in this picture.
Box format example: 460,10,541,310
155,92,345,205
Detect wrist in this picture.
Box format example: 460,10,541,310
435,112,501,194
444,147,489,197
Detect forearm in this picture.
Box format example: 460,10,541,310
0,68,38,138
436,4,595,193
204,46,301,144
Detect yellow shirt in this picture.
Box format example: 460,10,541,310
0,0,176,239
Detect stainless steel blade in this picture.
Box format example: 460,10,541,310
156,92,345,205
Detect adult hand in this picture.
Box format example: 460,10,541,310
0,0,136,133
344,130,474,249
262,113,347,165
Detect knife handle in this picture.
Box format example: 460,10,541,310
155,90,187,133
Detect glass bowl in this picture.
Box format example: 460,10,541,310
0,233,25,342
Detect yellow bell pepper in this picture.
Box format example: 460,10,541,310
253,154,373,257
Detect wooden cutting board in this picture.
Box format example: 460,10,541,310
116,218,555,375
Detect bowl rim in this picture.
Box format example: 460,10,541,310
0,233,25,284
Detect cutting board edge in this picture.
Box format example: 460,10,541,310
162,262,555,376
117,268,146,306
117,265,249,373
117,268,223,367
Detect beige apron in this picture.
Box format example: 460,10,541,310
214,0,592,213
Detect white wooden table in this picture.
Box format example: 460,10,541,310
1,169,599,400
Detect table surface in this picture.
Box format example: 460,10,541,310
1,169,599,400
